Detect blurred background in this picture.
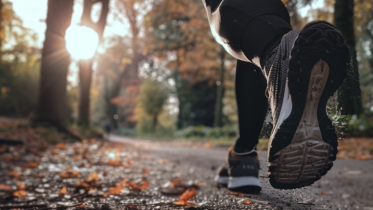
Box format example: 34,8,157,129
0,0,372,145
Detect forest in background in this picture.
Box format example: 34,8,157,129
0,0,373,140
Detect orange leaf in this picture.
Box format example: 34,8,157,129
142,169,149,175
320,191,331,195
160,159,168,163
76,181,91,189
16,182,25,190
60,170,81,178
59,186,67,194
13,190,27,197
118,178,129,186
107,159,122,167
86,172,100,182
55,143,66,150
138,180,150,190
76,203,86,209
103,185,122,197
0,184,13,191
9,172,21,178
243,200,252,205
177,188,197,202
25,162,39,168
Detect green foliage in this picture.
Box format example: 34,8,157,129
138,79,169,118
346,114,373,137
136,78,174,135
0,55,40,117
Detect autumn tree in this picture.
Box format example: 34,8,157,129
137,79,169,132
37,0,74,127
145,0,231,128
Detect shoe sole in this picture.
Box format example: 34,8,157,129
214,176,229,186
228,177,262,193
268,21,349,189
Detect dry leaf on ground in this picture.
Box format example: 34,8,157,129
16,182,25,190
103,185,122,197
59,186,67,194
173,187,198,206
107,159,122,166
242,200,252,205
60,170,81,178
0,184,13,191
86,172,100,182
55,143,66,150
25,162,39,168
13,190,27,197
142,169,149,174
9,171,21,178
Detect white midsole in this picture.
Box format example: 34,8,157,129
228,176,261,189
214,176,229,184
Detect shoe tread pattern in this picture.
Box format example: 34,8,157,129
269,21,349,189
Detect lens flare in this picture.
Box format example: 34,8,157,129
65,25,99,60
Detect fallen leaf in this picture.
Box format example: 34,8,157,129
320,191,332,195
60,170,81,178
55,143,66,150
0,184,13,191
13,190,27,197
33,173,45,178
138,180,150,190
118,178,129,186
25,162,39,168
16,182,25,190
142,169,149,174
86,172,100,182
124,161,131,168
59,186,67,194
160,159,168,163
103,185,122,197
9,171,21,178
242,200,252,205
172,188,198,205
76,203,86,209
76,181,91,189
127,205,138,209
107,159,122,167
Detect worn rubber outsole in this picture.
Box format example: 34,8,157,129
268,21,349,189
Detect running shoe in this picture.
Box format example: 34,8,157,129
214,164,229,186
266,21,349,189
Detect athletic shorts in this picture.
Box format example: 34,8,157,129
203,0,292,67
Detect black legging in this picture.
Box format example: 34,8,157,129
233,60,268,154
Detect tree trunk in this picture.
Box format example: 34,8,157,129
334,0,362,115
37,0,74,126
152,114,158,133
78,0,109,127
78,59,94,126
0,0,3,62
214,47,225,127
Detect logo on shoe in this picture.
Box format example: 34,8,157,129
243,165,255,170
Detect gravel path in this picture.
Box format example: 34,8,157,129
110,135,373,210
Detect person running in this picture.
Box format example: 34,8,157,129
202,0,350,192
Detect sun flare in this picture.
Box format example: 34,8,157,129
65,25,99,60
